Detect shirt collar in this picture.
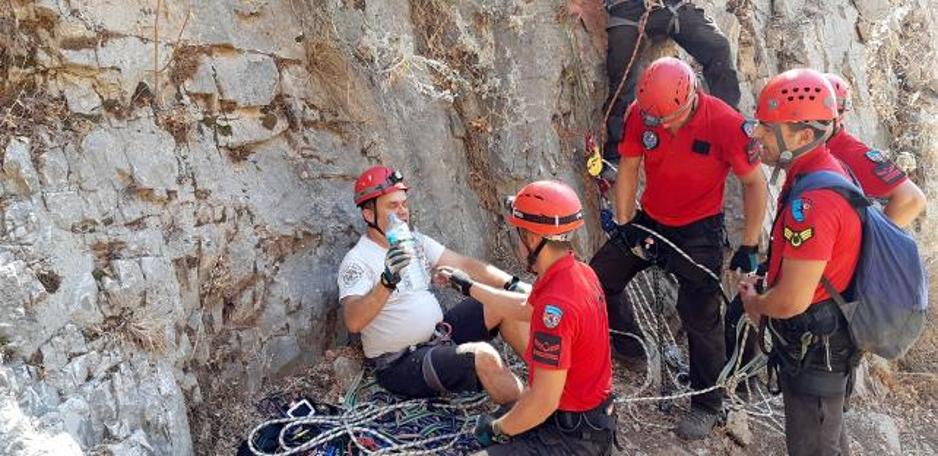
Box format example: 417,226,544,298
532,252,576,293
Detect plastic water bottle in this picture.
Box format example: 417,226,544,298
386,213,429,292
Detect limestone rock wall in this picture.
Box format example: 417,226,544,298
0,0,934,453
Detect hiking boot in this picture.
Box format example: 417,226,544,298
675,407,720,440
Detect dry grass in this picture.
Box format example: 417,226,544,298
85,313,168,353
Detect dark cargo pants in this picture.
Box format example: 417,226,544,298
604,0,741,156
588,211,727,413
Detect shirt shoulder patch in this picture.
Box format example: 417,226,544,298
642,130,659,150
865,149,886,163
542,305,564,329
532,331,562,367
783,226,814,248
790,198,812,222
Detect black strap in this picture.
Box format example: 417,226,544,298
820,276,849,309
512,209,583,227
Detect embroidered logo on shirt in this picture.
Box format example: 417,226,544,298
741,120,757,138
542,305,564,329
873,162,906,185
865,149,886,163
783,226,814,248
642,130,659,150
532,332,562,367
340,262,367,287
790,198,812,222
746,138,763,164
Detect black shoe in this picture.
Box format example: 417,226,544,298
675,407,720,441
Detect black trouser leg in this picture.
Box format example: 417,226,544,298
589,235,651,355
782,379,851,456
675,278,725,412
660,214,727,413
724,294,759,375
604,22,642,156
670,3,741,109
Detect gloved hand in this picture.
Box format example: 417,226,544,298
474,414,508,447
615,222,644,249
380,242,413,289
445,267,474,296
729,245,759,274
503,275,532,295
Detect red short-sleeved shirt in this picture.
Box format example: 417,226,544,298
618,93,760,226
525,253,612,412
827,128,907,198
767,147,862,304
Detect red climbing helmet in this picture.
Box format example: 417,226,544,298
756,69,838,124
353,166,407,206
506,181,584,240
823,73,853,113
636,57,698,126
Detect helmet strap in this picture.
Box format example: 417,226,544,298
362,200,385,237
768,122,833,185
524,235,548,274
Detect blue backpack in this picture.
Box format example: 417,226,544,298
789,171,928,359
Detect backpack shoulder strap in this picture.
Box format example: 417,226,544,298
790,171,871,210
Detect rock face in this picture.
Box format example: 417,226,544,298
0,0,935,454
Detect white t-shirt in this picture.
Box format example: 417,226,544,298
337,232,446,358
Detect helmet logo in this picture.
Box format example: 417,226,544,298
768,99,779,110
642,130,659,150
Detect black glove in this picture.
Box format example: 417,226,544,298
447,268,474,296
729,245,759,274
380,243,413,289
615,222,644,249
474,414,508,447
502,275,531,294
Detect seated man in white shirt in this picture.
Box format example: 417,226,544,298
337,165,530,403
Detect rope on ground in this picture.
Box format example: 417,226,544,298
246,380,488,456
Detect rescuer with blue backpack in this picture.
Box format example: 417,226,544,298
739,68,928,455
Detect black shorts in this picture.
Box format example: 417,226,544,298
472,417,614,456
375,298,498,398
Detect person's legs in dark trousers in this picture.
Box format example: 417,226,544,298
589,234,652,359
669,3,741,109
781,378,851,456
674,278,724,412
657,214,727,438
603,2,674,157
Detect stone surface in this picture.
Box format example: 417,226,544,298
846,411,903,455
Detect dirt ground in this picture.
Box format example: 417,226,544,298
194,321,938,456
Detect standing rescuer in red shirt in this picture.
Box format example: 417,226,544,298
724,73,928,388
739,69,861,456
589,56,768,440
823,73,926,227
470,180,616,456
